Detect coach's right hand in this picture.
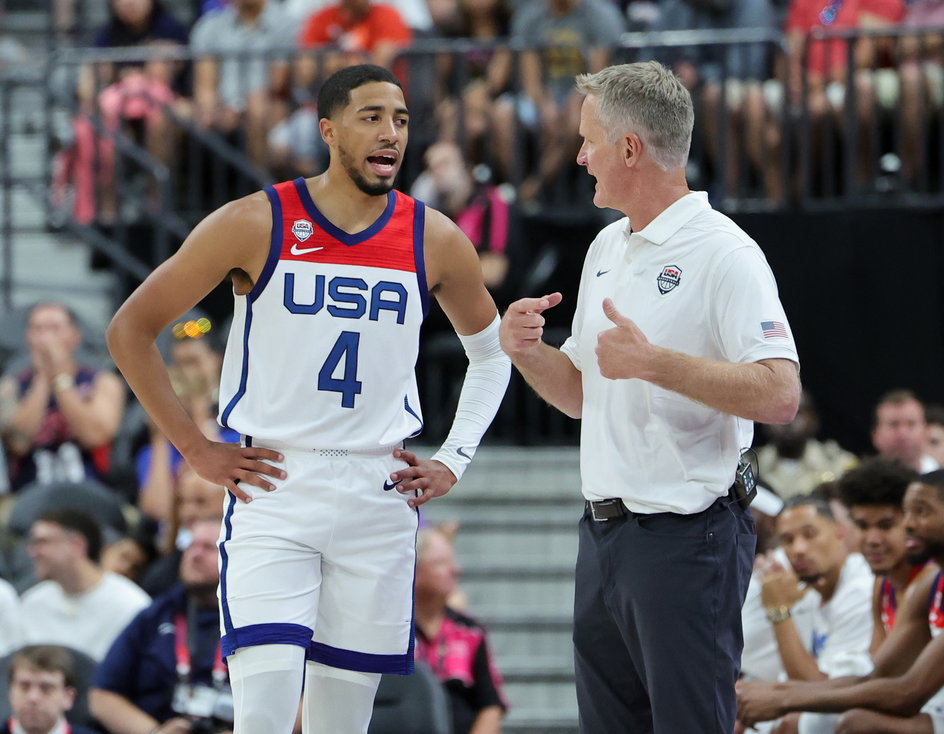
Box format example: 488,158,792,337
499,293,562,358
185,438,286,504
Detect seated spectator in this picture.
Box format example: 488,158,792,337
648,0,778,199
101,527,158,584
57,0,190,225
190,0,294,168
493,0,625,202
757,389,858,499
737,470,944,732
433,0,513,171
0,576,22,657
925,404,944,468
89,518,233,734
753,0,905,202
414,526,507,734
138,464,226,597
0,302,124,492
284,0,433,33
810,479,863,554
755,496,874,680
836,458,933,654
872,388,940,473
1,645,99,734
411,142,514,296
749,495,875,731
20,509,150,661
884,0,944,187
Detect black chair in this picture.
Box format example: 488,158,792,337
0,645,100,729
368,661,453,734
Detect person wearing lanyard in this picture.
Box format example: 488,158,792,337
2,645,99,734
89,519,239,734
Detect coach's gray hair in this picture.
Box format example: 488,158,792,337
575,61,693,172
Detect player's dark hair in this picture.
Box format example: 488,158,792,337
8,645,78,688
917,470,944,499
36,509,103,563
781,494,835,522
837,457,916,509
317,65,402,120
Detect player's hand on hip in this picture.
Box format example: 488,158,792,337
595,298,655,380
389,448,457,508
186,438,286,504
499,293,562,358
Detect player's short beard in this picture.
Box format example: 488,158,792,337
797,572,823,586
339,144,395,197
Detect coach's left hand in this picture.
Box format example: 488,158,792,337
596,299,656,380
389,448,457,508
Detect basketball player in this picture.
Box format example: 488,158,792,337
107,64,510,734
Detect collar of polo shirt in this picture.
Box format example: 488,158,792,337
630,191,711,246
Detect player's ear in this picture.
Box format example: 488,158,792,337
320,118,335,146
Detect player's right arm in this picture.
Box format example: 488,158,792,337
499,294,583,419
106,194,286,502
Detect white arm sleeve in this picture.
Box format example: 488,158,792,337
430,314,511,482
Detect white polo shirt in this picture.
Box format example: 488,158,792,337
560,192,799,514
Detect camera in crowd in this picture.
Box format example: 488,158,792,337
171,682,234,734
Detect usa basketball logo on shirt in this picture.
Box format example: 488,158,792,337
292,219,314,242
657,265,682,294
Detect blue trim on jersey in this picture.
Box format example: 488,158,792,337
222,623,313,658
250,186,285,303
220,301,253,428
308,641,415,675
219,492,237,635
404,396,423,438
412,200,429,319
293,178,396,246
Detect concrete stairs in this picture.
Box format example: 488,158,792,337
420,445,582,734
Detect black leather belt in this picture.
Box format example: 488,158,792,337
587,498,628,521
587,486,743,522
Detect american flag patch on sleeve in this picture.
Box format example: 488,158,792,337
761,321,788,339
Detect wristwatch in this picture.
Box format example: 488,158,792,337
52,372,75,392
765,605,792,624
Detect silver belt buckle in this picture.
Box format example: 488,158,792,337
590,500,612,522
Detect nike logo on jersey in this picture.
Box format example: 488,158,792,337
457,447,472,460
291,243,324,256
383,479,403,491
596,269,610,277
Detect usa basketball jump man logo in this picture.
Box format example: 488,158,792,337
657,264,682,294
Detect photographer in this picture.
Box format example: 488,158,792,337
89,518,233,734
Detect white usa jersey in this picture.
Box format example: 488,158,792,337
218,178,428,450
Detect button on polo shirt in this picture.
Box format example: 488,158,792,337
561,192,799,514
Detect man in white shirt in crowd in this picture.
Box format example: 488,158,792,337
752,495,875,732
20,509,150,661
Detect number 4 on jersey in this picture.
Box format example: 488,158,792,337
318,331,362,408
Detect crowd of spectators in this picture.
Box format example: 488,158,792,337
33,0,943,234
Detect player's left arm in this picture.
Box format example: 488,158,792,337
390,209,510,507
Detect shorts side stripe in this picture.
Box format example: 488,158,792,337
219,491,237,634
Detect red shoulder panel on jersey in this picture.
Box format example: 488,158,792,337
271,180,418,273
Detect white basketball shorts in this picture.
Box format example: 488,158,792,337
217,439,418,674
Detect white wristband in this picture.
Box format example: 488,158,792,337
431,314,510,482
